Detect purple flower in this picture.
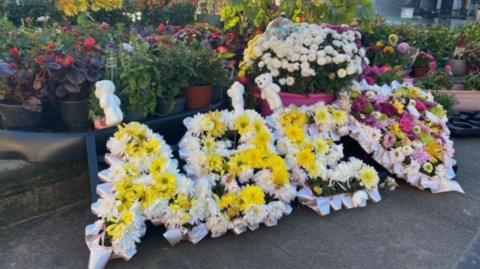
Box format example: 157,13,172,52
351,95,370,114
397,42,410,54
382,132,397,149
379,102,398,117
411,149,432,165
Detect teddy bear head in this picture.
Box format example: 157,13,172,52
255,73,273,89
95,80,115,99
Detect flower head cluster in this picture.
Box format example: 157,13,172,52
240,19,368,94
270,103,380,198
342,84,460,193
56,0,123,17
179,110,296,236
89,123,199,260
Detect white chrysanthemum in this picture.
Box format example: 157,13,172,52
243,205,268,227
206,214,229,237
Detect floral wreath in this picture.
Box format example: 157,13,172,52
86,123,205,269
268,103,382,216
179,110,296,237
340,83,463,193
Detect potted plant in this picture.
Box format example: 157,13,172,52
0,52,43,130
195,0,222,27
449,37,467,76
118,40,158,121
412,51,436,78
239,19,368,115
44,42,104,131
154,41,189,116
183,42,228,110
415,70,454,91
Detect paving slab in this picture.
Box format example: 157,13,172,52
0,138,479,269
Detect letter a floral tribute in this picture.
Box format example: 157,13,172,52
86,123,206,269
269,103,382,216
179,110,297,237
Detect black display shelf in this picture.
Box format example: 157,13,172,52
0,87,226,164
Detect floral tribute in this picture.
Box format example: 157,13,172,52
178,110,297,237
269,104,382,216
239,18,369,94
86,123,207,269
340,83,463,193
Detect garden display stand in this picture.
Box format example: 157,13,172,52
448,112,480,136
0,87,225,164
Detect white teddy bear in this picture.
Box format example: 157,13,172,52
227,81,245,112
255,73,283,111
94,80,123,127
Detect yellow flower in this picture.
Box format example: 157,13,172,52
106,209,134,241
173,194,191,211
383,46,395,54
285,125,305,144
314,138,331,155
391,123,407,140
280,110,308,128
313,186,323,195
240,185,265,211
152,173,177,199
206,154,225,174
376,41,385,49
267,155,290,186
234,114,253,136
220,193,240,209
56,0,88,16
358,166,379,190
150,158,167,175
145,139,161,154
253,131,272,148
297,148,316,169
201,117,215,132
202,136,217,153
331,109,348,125
315,107,331,125
253,119,267,133
426,141,444,162
207,112,226,137
227,155,249,176
388,34,399,46
392,101,404,114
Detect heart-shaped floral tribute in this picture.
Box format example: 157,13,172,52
179,110,297,237
86,123,207,269
268,103,382,216
339,84,463,193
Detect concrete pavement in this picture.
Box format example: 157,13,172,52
0,138,479,269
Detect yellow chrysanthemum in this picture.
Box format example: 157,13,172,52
150,158,167,175
240,185,265,211
144,138,161,154
285,125,305,144
314,138,331,155
173,194,191,211
56,0,88,16
297,148,316,169
280,110,308,128
206,112,226,137
253,131,272,148
383,46,395,54
202,136,217,153
358,166,379,190
106,209,134,241
313,186,323,195
388,34,399,46
234,114,253,136
376,41,385,49
227,155,250,176
392,101,404,114
206,154,225,174
331,109,348,125
315,107,331,125
152,172,177,199
426,141,444,162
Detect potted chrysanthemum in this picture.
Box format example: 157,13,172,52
239,18,369,116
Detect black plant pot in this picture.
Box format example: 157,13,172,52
0,100,42,130
125,109,145,122
156,96,186,116
59,99,90,131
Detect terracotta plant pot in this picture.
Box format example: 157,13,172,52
448,59,467,76
413,67,429,78
186,85,214,110
252,89,336,116
0,101,42,130
94,117,109,130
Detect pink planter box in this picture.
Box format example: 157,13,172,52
437,90,480,112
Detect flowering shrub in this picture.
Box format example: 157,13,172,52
270,104,381,215
340,85,462,193
179,110,296,236
368,34,415,68
87,123,203,265
240,19,368,94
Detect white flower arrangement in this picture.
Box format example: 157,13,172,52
340,82,463,193
86,123,206,269
269,103,382,216
239,18,369,94
179,110,296,237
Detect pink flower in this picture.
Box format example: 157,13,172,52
445,65,453,74
428,61,437,72
382,132,397,149
399,114,414,133
397,42,410,54
415,100,428,112
100,22,109,31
